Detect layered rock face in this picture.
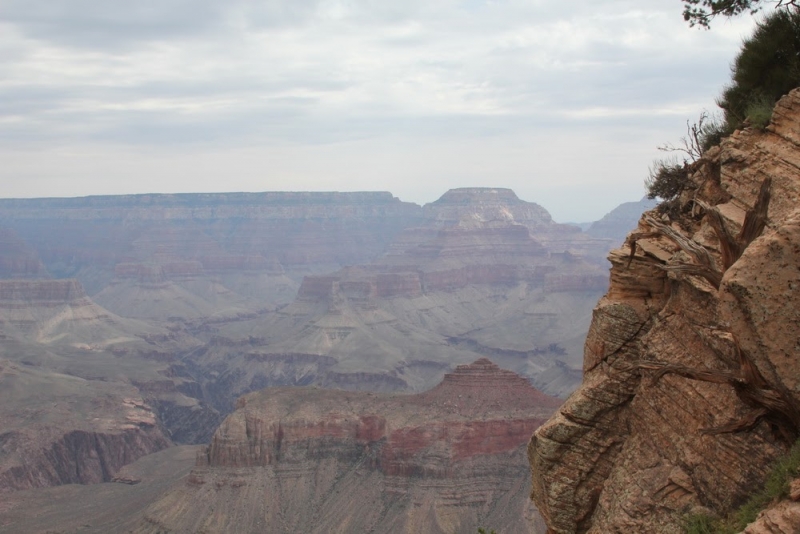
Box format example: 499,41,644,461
0,278,156,347
529,90,800,532
191,188,610,406
0,187,628,500
0,358,171,492
0,192,421,299
0,278,219,474
134,359,558,534
0,228,48,279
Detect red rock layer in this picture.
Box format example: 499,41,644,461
134,360,558,533
203,358,558,469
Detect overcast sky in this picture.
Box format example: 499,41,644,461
0,0,766,221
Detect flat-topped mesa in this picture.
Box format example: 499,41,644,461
424,187,553,227
432,187,525,205
0,191,424,299
0,191,418,220
138,359,557,533
0,279,87,307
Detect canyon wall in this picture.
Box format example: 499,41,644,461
529,89,800,533
0,358,171,493
0,191,422,298
134,359,558,534
0,187,647,501
188,189,611,405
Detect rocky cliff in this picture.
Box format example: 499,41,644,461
0,320,221,484
186,188,609,407
0,187,629,503
0,358,171,492
0,192,421,299
133,359,558,534
0,228,48,279
529,89,800,532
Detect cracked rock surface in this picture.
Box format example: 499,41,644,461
529,89,800,533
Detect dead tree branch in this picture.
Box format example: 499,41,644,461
640,335,800,442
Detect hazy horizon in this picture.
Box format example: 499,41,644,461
0,0,769,221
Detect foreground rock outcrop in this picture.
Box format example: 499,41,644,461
134,359,558,534
529,90,800,532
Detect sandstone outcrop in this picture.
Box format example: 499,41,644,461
742,479,800,534
133,359,558,534
529,89,800,532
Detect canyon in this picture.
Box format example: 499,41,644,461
134,359,558,534
0,185,646,532
529,89,800,533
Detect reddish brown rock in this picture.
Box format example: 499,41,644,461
529,89,800,533
133,359,558,533
743,499,800,534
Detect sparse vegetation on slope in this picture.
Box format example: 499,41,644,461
684,438,800,533
718,8,800,132
647,7,800,208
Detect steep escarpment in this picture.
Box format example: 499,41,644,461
0,228,48,279
529,89,800,532
0,278,184,349
0,358,170,492
191,188,610,407
134,359,558,534
0,192,421,300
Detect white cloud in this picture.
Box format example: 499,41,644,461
0,0,767,220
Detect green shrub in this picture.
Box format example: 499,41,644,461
744,95,774,129
718,8,800,132
684,512,717,534
683,438,800,533
645,159,689,201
